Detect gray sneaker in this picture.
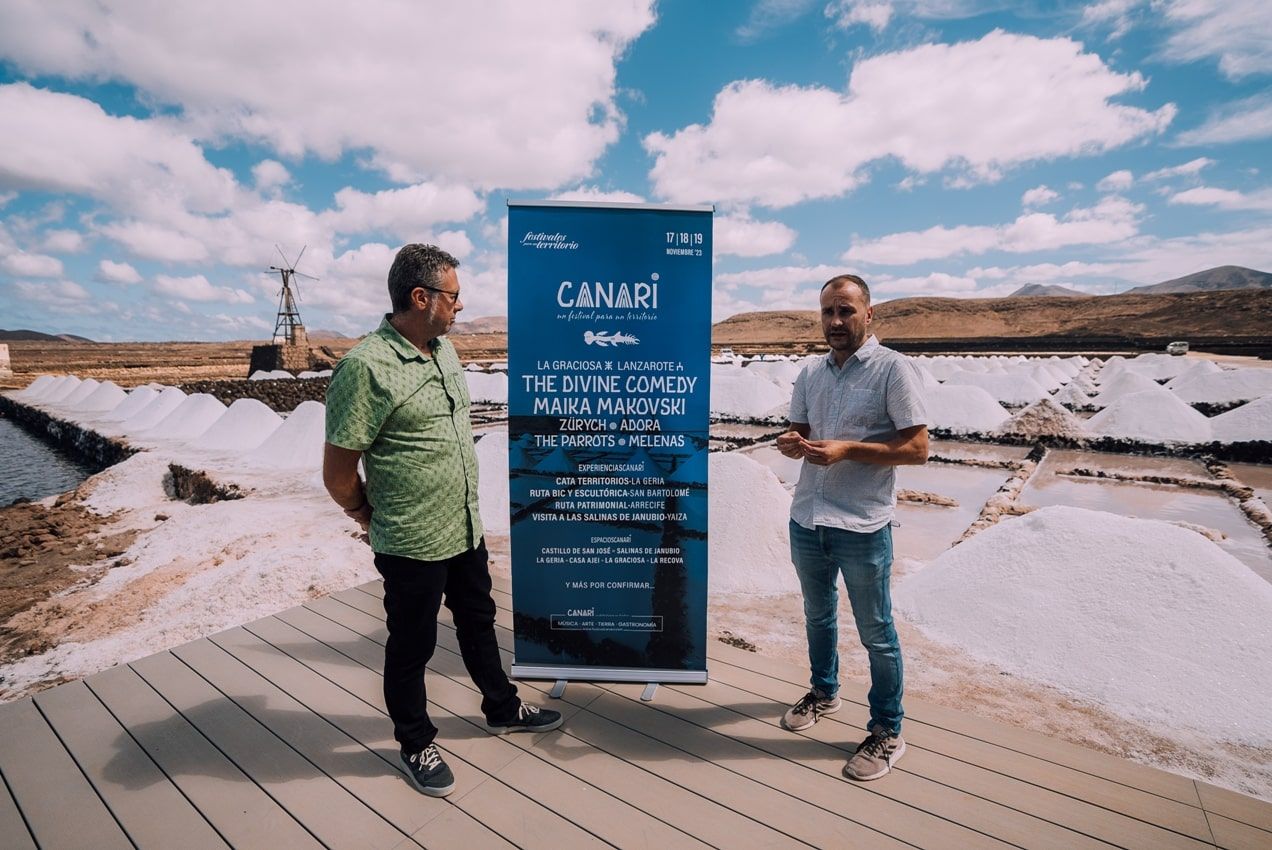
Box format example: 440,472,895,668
401,744,456,797
843,726,905,781
781,689,842,731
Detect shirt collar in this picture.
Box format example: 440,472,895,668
822,334,880,369
376,314,436,363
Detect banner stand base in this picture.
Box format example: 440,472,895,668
640,683,659,702
550,680,568,699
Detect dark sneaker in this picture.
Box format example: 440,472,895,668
843,726,905,781
401,744,455,797
485,702,564,735
781,689,842,731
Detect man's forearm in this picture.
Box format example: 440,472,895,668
841,438,927,466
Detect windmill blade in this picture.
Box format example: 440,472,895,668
295,270,320,281
276,244,292,268
294,245,306,268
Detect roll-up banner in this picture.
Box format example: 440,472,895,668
507,200,713,684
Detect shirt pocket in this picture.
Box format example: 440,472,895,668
842,387,884,428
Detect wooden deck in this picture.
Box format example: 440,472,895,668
2,575,1269,850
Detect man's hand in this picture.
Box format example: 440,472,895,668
344,501,373,532
801,439,854,466
776,430,807,459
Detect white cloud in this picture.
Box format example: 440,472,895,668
549,186,646,203
1176,93,1272,146
1143,157,1213,181
325,183,483,241
154,274,255,304
1115,225,1272,284
1079,0,1143,39
1169,186,1272,212
645,31,1174,207
0,2,656,190
968,261,1124,281
736,0,819,42
252,159,291,191
99,221,212,263
97,259,143,285
1,250,64,277
0,84,239,216
714,213,798,257
11,279,92,311
872,272,978,295
715,264,844,291
844,196,1142,264
825,1,894,32
1021,185,1059,207
1097,169,1133,192
41,229,85,253
1160,0,1272,79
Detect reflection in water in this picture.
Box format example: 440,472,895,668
0,418,94,505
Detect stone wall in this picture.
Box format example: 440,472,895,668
176,377,330,412
0,396,137,471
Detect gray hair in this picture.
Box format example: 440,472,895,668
821,274,870,305
387,243,460,313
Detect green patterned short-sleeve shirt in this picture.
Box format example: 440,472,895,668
325,316,482,561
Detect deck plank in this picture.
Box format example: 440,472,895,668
1208,813,1272,850
0,762,38,850
34,679,229,850
207,623,515,849
87,662,322,849
701,654,1215,848
1197,781,1272,833
0,697,132,850
129,649,404,849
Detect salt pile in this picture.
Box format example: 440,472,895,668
72,381,127,414
40,376,84,404
1052,383,1090,408
1170,369,1272,404
137,393,228,441
895,506,1272,743
475,430,510,534
943,371,1049,405
1086,389,1212,443
710,368,790,419
996,398,1087,439
246,401,327,469
56,378,100,407
1165,359,1221,389
248,370,295,381
99,387,159,422
465,370,509,404
924,384,1010,433
117,387,189,434
1124,353,1191,382
15,375,57,400
1210,396,1272,443
743,358,804,391
1090,372,1161,407
707,453,800,594
193,398,284,452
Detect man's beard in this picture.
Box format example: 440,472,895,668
825,327,864,351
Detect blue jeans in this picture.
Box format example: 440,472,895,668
789,519,903,735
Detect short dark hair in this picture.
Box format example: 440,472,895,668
821,274,870,305
387,243,460,313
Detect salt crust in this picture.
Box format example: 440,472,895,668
710,369,790,419
1085,389,1212,443
996,398,1088,439
475,430,510,535
706,453,800,595
465,371,509,404
245,400,326,469
895,506,1272,744
192,398,284,452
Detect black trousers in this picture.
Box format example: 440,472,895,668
374,540,519,752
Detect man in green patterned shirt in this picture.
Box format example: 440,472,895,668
323,244,562,797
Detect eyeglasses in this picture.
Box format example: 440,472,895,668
417,284,461,304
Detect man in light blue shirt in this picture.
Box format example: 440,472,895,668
775,274,929,782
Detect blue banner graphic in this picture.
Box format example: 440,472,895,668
507,201,712,682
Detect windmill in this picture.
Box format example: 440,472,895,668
267,245,319,346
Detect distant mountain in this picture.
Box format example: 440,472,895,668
452,316,507,335
1010,283,1086,297
0,329,95,342
1125,265,1272,295
306,328,357,340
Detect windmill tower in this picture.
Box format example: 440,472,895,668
248,246,320,376
269,246,316,346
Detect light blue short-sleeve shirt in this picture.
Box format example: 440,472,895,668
789,335,929,533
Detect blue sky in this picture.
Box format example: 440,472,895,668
0,0,1269,341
